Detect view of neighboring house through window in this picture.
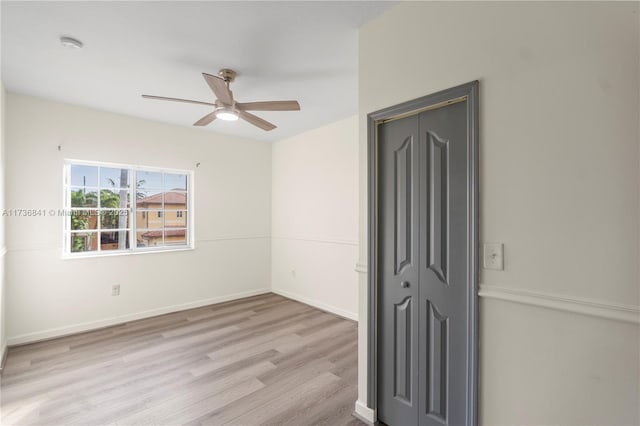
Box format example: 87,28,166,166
64,161,192,256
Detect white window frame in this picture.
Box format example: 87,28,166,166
62,159,194,258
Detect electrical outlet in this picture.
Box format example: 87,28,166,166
112,284,120,296
291,269,296,278
483,243,504,270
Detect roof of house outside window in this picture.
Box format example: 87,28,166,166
141,229,186,238
137,191,186,206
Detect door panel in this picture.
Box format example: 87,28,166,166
378,115,419,426
426,131,449,285
378,98,473,426
395,137,414,275
394,297,413,403
418,101,468,426
426,300,448,422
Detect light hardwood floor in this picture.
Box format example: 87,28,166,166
0,293,365,426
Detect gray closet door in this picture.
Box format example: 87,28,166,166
417,101,468,426
378,100,471,426
378,114,420,426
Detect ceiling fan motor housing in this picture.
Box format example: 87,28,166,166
218,68,237,83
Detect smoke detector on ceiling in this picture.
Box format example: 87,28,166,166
60,36,83,49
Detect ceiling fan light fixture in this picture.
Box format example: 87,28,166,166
215,107,239,121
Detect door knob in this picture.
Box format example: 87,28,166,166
400,281,410,288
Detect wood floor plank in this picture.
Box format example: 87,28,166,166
162,377,265,425
263,374,357,426
187,358,341,425
191,334,300,377
225,371,340,425
122,325,240,363
0,293,364,426
116,363,275,425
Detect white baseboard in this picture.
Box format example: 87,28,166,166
271,288,358,321
479,284,640,324
354,400,376,424
7,288,271,346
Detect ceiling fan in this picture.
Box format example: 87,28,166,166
142,68,300,131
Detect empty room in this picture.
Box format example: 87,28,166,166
0,1,638,426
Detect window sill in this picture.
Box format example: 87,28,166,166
61,245,195,260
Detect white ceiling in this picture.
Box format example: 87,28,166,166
1,1,395,142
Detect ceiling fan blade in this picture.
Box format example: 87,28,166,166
142,95,215,107
236,100,300,111
202,73,233,105
193,112,217,126
238,111,277,131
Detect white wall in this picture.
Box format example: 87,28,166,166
3,92,360,347
271,115,359,319
5,93,272,344
358,2,639,424
0,82,7,361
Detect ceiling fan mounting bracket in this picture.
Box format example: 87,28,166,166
218,68,237,83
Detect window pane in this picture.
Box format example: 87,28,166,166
163,191,187,210
136,188,163,209
100,167,130,189
136,211,146,228
70,188,98,207
70,165,98,187
66,162,190,256
136,171,163,189
101,189,130,208
137,210,163,229
165,228,187,246
165,210,187,228
70,210,98,230
136,230,163,248
135,211,163,229
165,173,188,191
70,232,98,252
101,231,130,250
101,210,130,230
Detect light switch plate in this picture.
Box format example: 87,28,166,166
483,243,504,270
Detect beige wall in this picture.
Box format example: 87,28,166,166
271,115,359,319
358,2,639,424
5,93,272,343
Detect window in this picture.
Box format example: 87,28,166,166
64,161,192,256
